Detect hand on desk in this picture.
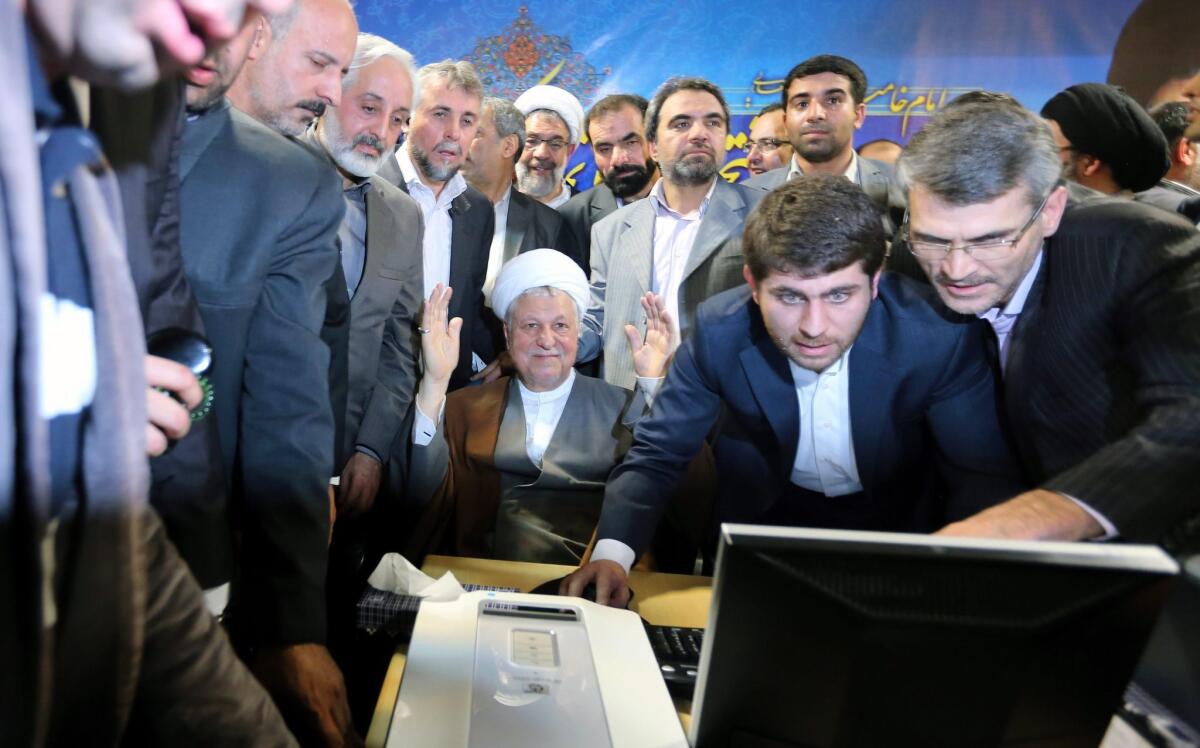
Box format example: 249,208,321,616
252,643,362,748
560,560,631,608
935,489,1104,541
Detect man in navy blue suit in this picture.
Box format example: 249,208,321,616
565,175,1027,605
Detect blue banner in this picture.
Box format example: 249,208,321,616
359,0,1147,186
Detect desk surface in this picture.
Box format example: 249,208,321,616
364,555,712,747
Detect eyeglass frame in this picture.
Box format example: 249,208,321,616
525,135,569,153
902,182,1061,262
745,137,787,152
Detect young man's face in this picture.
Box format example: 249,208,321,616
745,262,879,373
784,72,865,166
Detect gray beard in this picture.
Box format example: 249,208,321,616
666,155,718,186
410,142,460,183
515,161,564,198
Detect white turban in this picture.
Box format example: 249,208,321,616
514,85,585,144
491,248,589,323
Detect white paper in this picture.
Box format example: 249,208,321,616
367,553,465,602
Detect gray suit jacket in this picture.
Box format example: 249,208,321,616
558,182,620,272
180,100,341,647
746,155,905,230
580,178,764,389
1136,180,1200,225
342,177,425,469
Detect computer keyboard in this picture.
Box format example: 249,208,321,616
643,622,705,698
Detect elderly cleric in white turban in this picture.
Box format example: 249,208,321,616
490,248,590,322
514,85,586,145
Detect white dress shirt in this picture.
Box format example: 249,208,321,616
395,147,468,300
787,150,860,183
977,249,1117,539
648,179,716,338
788,354,862,495
483,185,512,308
593,350,862,573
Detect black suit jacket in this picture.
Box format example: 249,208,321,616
558,182,620,274
598,276,1027,556
378,154,494,388
508,189,583,267
179,101,342,647
91,80,232,589
1003,199,1200,545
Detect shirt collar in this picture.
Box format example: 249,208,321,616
648,177,716,220
788,345,852,386
495,184,513,213
517,368,576,404
787,150,859,183
977,248,1043,322
396,145,468,202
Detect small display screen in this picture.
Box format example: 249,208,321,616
511,630,558,668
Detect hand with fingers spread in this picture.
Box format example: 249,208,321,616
626,292,677,380
415,284,462,421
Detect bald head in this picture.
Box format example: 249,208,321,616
227,0,358,136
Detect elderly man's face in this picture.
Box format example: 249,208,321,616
463,107,516,187
746,108,793,176
406,77,480,185
27,0,291,89
588,104,655,198
516,111,575,198
650,89,728,186
319,55,412,178
241,0,357,136
504,290,579,392
908,183,1067,314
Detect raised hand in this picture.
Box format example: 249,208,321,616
625,292,677,380
416,284,462,419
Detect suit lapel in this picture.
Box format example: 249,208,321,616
621,202,654,296
847,302,897,492
1003,248,1049,403
858,157,889,210
590,184,619,225
179,101,230,181
739,334,799,480
505,192,529,261
448,189,476,309
683,181,743,281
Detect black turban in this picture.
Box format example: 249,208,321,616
1041,83,1170,192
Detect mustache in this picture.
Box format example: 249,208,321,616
298,99,326,117
934,271,994,287
610,163,648,177
353,132,384,152
800,126,829,135
434,140,462,155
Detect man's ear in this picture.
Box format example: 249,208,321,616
502,321,511,351
501,134,519,162
853,101,866,129
246,14,269,61
1039,183,1070,239
743,264,760,303
870,268,882,299
1179,137,1196,167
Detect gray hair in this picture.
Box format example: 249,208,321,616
417,59,484,100
644,76,729,144
504,286,580,329
483,97,526,164
896,101,1061,208
345,33,419,111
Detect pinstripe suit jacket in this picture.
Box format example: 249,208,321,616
1006,199,1200,545
579,178,763,389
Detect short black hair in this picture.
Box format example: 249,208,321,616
1150,101,1191,150
743,175,885,281
644,77,729,144
584,94,650,141
781,55,868,108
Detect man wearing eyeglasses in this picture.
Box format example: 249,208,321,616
514,84,586,209
899,99,1200,547
745,103,793,176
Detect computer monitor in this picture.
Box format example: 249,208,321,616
689,525,1179,748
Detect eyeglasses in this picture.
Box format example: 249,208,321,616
525,135,568,153
746,137,786,152
903,185,1058,262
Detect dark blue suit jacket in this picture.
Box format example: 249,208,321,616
597,273,1028,555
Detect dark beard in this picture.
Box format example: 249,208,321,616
603,162,654,198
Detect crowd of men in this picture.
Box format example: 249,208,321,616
3,0,1199,745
